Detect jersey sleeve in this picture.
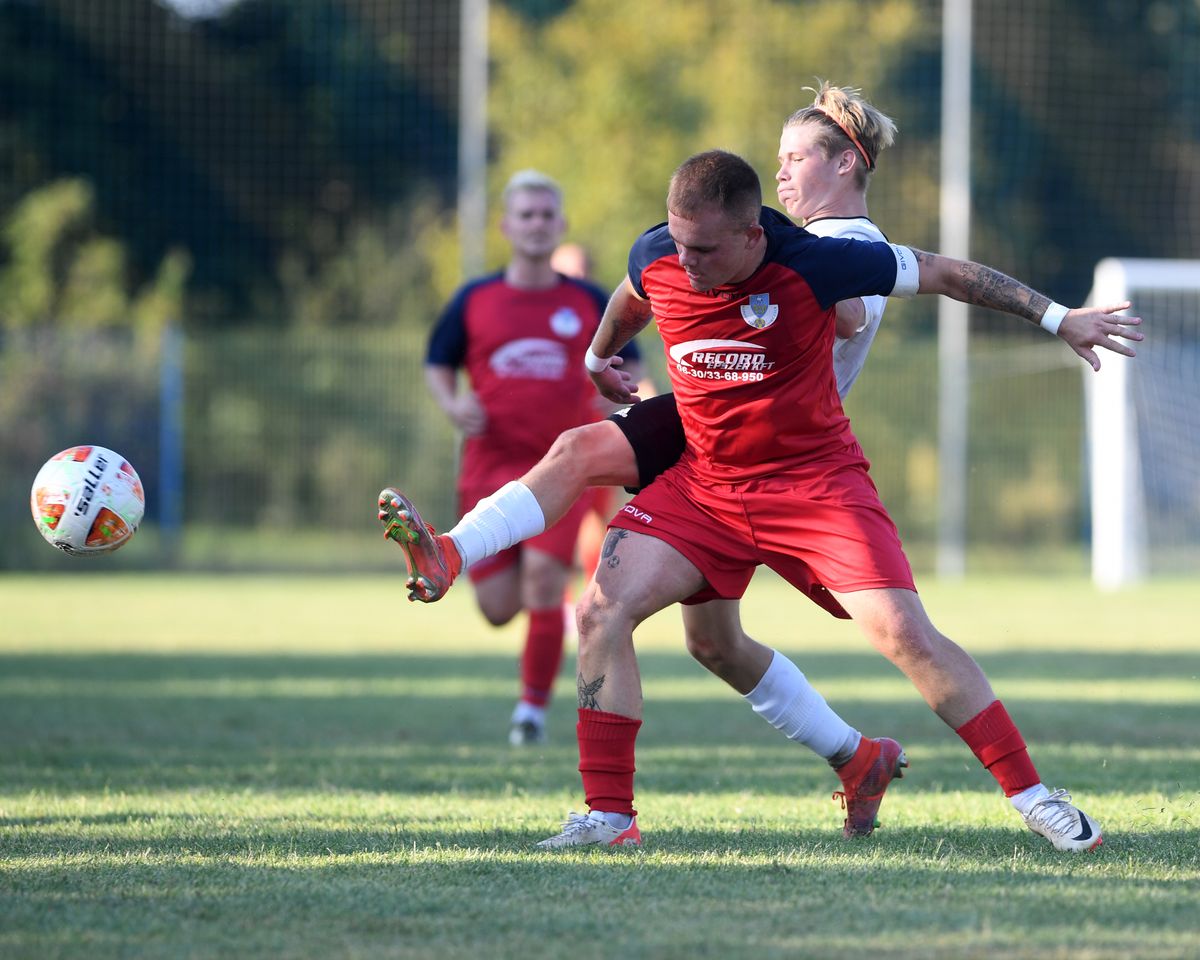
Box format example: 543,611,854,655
799,237,918,308
627,222,672,300
425,286,470,367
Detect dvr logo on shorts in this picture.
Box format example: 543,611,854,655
620,504,653,524
740,293,778,329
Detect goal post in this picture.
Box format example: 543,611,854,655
1086,258,1200,588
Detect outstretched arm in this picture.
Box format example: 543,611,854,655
586,277,656,403
911,249,1143,371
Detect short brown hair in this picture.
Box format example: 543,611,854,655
667,150,761,227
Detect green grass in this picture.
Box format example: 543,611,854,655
1,572,1198,959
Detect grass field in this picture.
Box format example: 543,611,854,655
1,572,1198,959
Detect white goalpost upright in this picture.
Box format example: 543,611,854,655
1086,258,1200,588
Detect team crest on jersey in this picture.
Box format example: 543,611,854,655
549,307,583,338
740,294,778,329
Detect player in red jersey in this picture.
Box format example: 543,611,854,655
534,149,1139,852
382,169,640,747
382,87,1139,843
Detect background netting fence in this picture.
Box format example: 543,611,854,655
1134,287,1200,573
1,0,1197,573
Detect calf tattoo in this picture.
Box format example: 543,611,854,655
578,673,605,710
601,529,627,569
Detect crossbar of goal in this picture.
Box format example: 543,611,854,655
1086,257,1200,588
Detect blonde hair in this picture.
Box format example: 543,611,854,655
502,169,563,210
784,81,897,188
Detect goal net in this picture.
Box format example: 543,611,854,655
1086,258,1200,587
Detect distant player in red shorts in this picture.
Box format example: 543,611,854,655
385,170,640,746
536,149,1139,852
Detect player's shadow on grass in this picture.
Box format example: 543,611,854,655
5,823,1194,957
2,651,1197,794
1,819,1195,865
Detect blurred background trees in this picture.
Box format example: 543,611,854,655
1,0,1196,570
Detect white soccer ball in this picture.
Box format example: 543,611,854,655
30,445,145,556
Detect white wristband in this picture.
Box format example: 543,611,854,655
1040,302,1068,335
584,347,612,373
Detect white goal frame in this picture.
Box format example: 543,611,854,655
1086,257,1200,588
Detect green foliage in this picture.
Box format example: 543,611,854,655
0,179,188,338
276,198,450,330
488,0,933,284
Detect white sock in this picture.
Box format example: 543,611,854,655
510,700,546,727
591,810,633,829
744,650,858,760
1009,782,1050,816
446,481,546,569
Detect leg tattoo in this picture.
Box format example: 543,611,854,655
601,529,628,569
578,673,605,710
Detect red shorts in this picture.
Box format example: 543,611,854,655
607,457,914,618
458,471,589,583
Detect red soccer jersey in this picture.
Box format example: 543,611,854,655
428,273,639,479
628,207,913,482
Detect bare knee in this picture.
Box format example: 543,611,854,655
546,422,638,488
478,602,519,628
545,425,609,487
866,617,942,666
576,584,614,644
576,582,637,659
473,575,522,627
685,624,730,673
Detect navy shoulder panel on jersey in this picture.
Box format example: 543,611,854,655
626,207,897,308
426,271,505,366
763,215,898,309
627,221,673,299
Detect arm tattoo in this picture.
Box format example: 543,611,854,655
593,298,653,356
601,529,628,568
578,673,605,710
913,249,1050,324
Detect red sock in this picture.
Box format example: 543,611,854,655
519,607,564,707
577,708,641,816
955,700,1040,797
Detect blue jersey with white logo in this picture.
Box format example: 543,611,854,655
627,206,910,481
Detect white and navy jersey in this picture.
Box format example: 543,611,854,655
803,215,890,398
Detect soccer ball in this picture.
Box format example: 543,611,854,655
30,445,145,556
